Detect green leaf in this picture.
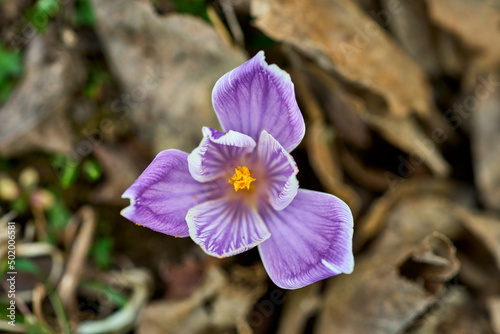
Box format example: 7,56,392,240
47,199,72,231
0,259,7,275
84,66,111,100
16,258,41,275
75,0,96,27
173,0,209,22
0,45,22,77
90,237,114,269
52,154,79,189
250,33,276,49
24,0,60,33
24,8,49,32
82,159,102,181
0,80,15,102
0,302,26,325
0,43,23,102
26,322,53,334
52,154,80,188
11,197,28,213
36,0,60,16
61,163,78,188
81,280,128,307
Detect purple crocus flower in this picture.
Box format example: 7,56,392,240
121,51,354,289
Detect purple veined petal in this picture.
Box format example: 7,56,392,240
212,51,305,152
121,149,224,237
257,130,299,211
258,189,354,289
186,197,271,258
188,127,256,183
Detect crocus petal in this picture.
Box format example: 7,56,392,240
212,51,305,152
121,150,223,237
257,130,299,211
188,127,256,183
186,197,271,258
258,189,354,289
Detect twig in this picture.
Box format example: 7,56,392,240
58,206,97,317
17,243,64,285
207,5,234,48
33,284,52,330
32,207,48,241
220,0,245,47
0,211,17,226
78,269,153,334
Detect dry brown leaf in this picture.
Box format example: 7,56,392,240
287,51,362,215
337,144,390,192
251,0,433,119
371,196,468,254
162,257,205,300
315,179,500,333
316,232,460,334
277,282,321,334
457,255,500,297
487,296,500,334
382,0,441,76
91,0,246,153
434,30,467,77
341,177,499,333
0,34,84,156
90,144,141,205
426,0,500,71
355,178,464,249
360,111,450,176
138,267,226,334
305,122,361,216
456,209,500,271
303,62,371,150
297,62,390,191
409,288,494,334
138,265,266,334
472,84,500,210
0,0,28,23
287,49,450,177
355,178,500,285
403,231,461,294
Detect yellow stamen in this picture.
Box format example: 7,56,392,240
228,166,256,191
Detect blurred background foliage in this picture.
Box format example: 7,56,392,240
1,0,500,333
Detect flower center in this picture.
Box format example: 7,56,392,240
228,166,256,191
